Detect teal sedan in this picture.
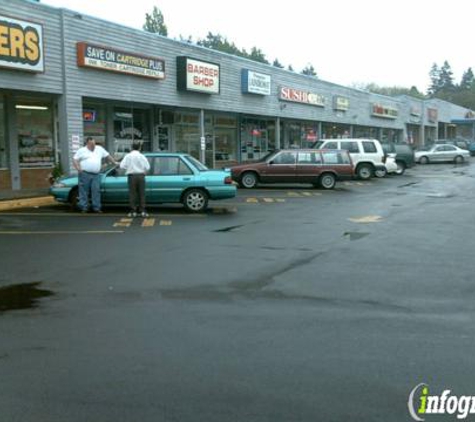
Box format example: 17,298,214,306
50,153,236,212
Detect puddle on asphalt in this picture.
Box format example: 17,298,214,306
344,231,370,241
0,282,54,314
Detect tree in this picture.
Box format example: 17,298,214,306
272,58,284,69
287,65,294,72
143,6,168,36
439,60,455,92
301,64,317,77
428,63,441,96
247,47,269,64
460,67,474,91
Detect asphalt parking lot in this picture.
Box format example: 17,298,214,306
1,161,475,422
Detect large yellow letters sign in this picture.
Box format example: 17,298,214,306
0,16,43,72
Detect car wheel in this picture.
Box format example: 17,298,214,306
319,173,336,189
374,167,387,178
419,156,429,164
240,172,258,189
356,164,373,180
395,161,406,175
182,189,208,213
454,155,465,164
69,187,79,210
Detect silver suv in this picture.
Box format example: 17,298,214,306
313,138,386,180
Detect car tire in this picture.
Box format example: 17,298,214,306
319,173,336,189
182,189,208,213
374,167,387,178
454,155,464,164
419,156,429,164
69,187,79,210
240,172,258,189
356,164,373,180
395,161,406,175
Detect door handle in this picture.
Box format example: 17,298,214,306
182,177,191,181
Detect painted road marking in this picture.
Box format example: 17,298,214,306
141,218,156,227
348,215,383,223
113,218,133,227
246,198,259,203
159,220,172,226
262,198,274,203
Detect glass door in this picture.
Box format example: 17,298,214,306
113,107,151,159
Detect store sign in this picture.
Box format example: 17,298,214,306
333,96,349,111
0,15,44,72
372,104,398,119
83,109,96,122
77,42,165,79
427,108,438,123
177,56,220,94
279,87,325,107
241,69,271,95
409,106,421,123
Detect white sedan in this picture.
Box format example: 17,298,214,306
415,144,470,164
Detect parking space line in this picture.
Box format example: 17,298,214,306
113,218,133,228
159,220,172,226
142,218,156,227
246,198,259,203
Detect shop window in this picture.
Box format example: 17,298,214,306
113,107,151,158
83,103,106,145
0,98,6,168
16,103,54,168
240,118,276,161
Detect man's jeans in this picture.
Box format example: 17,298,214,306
78,171,101,211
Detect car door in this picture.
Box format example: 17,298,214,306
432,145,448,162
296,151,323,182
147,156,194,203
101,167,129,205
264,151,298,183
340,141,362,164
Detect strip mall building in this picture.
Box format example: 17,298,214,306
1,0,475,191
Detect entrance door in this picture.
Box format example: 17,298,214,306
156,125,173,151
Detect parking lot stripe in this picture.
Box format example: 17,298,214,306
262,198,274,203
142,218,156,227
159,220,172,226
113,218,132,227
246,198,259,203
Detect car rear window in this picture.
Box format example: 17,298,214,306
340,141,359,153
322,151,346,164
362,141,377,153
297,152,322,164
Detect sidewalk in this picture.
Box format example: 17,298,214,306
0,189,56,211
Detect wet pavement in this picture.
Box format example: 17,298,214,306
1,161,475,421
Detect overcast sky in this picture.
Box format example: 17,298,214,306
41,0,473,93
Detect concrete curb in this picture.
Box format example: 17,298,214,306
0,196,57,211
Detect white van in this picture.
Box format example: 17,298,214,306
313,138,386,179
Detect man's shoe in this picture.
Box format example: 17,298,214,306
127,212,137,218
141,212,149,218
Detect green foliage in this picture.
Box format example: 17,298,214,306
301,64,317,77
272,59,284,68
357,83,424,99
143,6,168,36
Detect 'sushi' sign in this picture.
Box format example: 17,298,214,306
77,42,165,79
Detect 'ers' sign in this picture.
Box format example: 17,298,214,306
177,56,220,94
0,15,43,72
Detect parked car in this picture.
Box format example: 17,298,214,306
230,149,355,189
468,141,475,156
435,138,470,150
381,142,415,175
378,153,398,177
415,144,470,164
313,138,386,180
49,152,236,212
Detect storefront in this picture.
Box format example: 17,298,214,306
1,0,474,193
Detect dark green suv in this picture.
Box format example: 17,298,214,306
381,143,415,175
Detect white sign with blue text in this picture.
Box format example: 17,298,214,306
242,69,271,95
